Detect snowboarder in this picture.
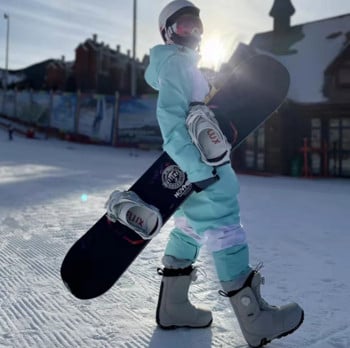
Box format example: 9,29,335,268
106,0,304,346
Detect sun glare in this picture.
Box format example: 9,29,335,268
200,36,228,71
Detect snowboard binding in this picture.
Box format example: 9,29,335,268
105,190,163,240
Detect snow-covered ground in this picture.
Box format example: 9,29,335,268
0,129,349,348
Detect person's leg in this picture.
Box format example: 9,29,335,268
181,164,304,345
157,209,212,329
182,164,251,283
157,164,249,329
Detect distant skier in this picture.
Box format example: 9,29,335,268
106,0,303,346
8,124,14,141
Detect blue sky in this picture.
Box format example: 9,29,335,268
1,0,350,70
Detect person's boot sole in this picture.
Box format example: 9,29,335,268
251,310,305,348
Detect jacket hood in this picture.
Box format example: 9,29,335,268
145,44,200,91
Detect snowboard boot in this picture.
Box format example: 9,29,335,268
156,266,213,329
221,270,304,347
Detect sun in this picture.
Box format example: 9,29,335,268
199,36,228,71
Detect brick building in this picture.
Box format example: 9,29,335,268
46,56,73,91
73,34,150,95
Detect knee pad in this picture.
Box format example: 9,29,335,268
205,224,246,253
174,215,206,245
206,225,249,282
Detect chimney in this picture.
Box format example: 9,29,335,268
92,33,97,42
116,45,120,53
269,0,295,34
127,49,131,57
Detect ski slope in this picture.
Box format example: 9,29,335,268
0,130,349,348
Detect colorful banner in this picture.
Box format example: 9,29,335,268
16,91,31,121
117,94,161,146
0,90,3,113
78,94,116,143
31,91,51,126
1,88,161,147
50,92,77,132
1,90,16,117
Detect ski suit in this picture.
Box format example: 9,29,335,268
145,44,251,284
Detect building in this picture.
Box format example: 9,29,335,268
1,34,150,96
1,59,55,90
46,56,74,91
235,0,350,177
74,34,150,95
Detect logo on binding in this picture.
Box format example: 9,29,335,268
161,165,186,190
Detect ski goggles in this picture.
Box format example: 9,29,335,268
171,13,203,38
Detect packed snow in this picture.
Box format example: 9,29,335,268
0,129,349,348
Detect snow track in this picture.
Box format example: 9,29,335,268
0,132,349,347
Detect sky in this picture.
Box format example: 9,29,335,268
1,0,350,71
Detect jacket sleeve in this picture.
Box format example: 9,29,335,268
156,52,214,183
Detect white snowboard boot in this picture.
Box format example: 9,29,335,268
156,266,213,329
221,270,304,347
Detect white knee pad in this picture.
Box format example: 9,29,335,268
205,225,247,252
174,216,206,245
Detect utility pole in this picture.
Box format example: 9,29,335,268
131,0,137,97
2,13,9,113
3,13,10,91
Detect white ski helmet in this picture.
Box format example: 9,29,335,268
159,0,202,49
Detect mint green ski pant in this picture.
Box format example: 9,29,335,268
163,163,251,282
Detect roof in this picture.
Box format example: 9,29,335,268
250,14,350,103
1,59,55,88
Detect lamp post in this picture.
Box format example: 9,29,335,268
131,0,137,97
3,13,10,92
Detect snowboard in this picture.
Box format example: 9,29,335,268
61,54,290,300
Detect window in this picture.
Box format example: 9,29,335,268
337,67,350,87
244,126,265,170
329,118,350,177
311,118,322,174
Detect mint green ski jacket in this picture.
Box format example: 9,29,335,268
144,44,214,183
